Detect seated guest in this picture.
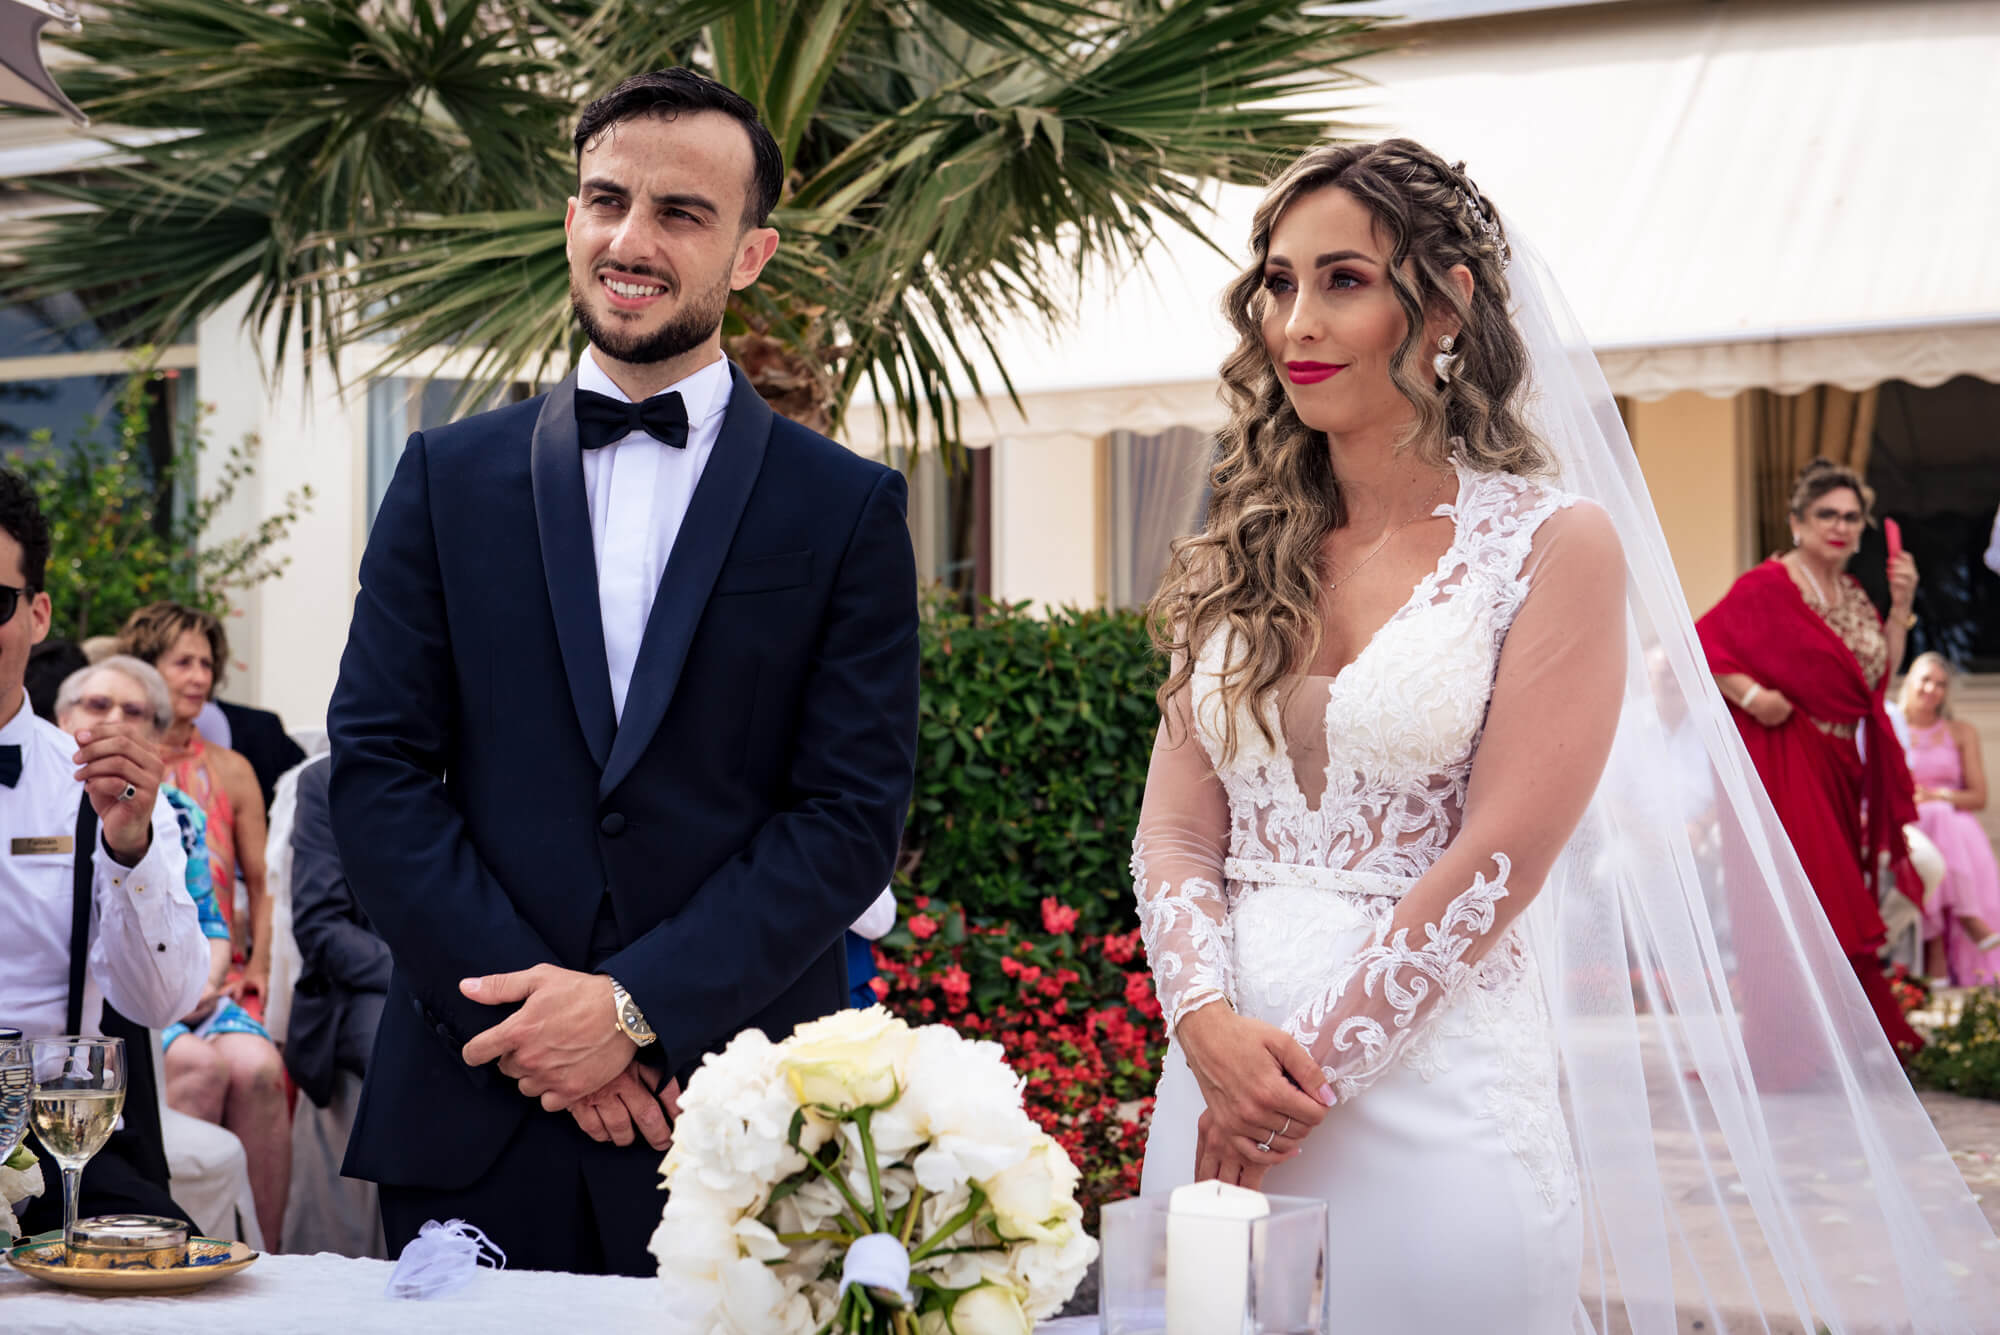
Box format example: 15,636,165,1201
55,655,291,1245
1900,653,2000,984
0,466,207,1231
116,603,276,1013
24,637,87,721
284,754,389,1108
212,698,307,814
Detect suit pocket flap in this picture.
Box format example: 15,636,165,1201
714,550,812,596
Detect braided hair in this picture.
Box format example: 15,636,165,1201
1149,138,1548,761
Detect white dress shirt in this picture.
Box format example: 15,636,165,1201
0,697,206,1037
576,348,735,719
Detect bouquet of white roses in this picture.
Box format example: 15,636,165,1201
1,1142,45,1244
650,1007,1098,1334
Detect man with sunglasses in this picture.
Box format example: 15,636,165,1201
0,465,207,1228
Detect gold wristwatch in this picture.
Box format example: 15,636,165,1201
608,977,657,1048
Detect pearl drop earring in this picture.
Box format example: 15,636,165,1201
1432,333,1460,383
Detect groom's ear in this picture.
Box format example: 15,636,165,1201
730,226,780,292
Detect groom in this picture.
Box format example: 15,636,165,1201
327,68,918,1275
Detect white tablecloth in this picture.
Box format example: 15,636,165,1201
0,1251,1100,1333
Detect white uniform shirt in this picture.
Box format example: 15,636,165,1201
576,348,734,719
0,697,206,1037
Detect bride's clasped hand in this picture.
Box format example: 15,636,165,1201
1176,1005,1331,1186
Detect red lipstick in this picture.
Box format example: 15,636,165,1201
1286,361,1343,385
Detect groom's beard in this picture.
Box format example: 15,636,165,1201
571,264,732,365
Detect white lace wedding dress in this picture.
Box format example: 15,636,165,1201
1136,460,1628,1333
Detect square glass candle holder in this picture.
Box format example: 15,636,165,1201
1099,1191,1328,1335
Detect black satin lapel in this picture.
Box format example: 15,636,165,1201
530,374,616,771
598,365,772,800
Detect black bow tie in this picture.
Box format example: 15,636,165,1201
0,743,20,788
575,388,690,452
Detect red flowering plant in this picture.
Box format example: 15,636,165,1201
873,894,1167,1230
1884,962,1934,1018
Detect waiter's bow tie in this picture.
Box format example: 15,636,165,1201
574,388,689,451
0,743,20,788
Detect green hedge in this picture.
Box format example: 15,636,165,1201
904,595,1162,935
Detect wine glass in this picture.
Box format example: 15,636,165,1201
28,1036,125,1263
0,1029,28,1168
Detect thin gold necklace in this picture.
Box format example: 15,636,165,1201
1325,471,1452,595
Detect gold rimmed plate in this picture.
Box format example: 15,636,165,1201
5,1232,258,1294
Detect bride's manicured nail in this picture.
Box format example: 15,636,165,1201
1317,1084,1336,1106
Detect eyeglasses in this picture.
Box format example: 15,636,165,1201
75,695,153,723
1808,506,1865,528
0,583,36,626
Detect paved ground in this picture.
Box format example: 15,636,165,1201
1061,1071,2000,1329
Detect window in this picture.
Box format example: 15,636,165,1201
905,446,991,612
366,377,521,525
1866,375,2000,671
1105,427,1213,609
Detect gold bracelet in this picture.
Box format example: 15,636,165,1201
1896,609,1917,629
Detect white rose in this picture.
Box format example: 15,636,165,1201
897,1028,1040,1191
979,1134,1079,1243
919,1284,1034,1335
0,1154,44,1241
717,1255,815,1333
779,1006,914,1110
1007,1201,1099,1318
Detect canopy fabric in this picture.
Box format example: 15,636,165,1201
0,0,84,124
848,0,2000,450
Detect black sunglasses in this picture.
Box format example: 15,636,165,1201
0,583,36,625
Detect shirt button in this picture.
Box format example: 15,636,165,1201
599,812,626,838
156,943,166,952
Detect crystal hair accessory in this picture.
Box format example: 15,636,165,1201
1450,165,1510,269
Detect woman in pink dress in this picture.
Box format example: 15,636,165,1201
1901,652,2000,983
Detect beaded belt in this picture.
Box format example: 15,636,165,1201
1224,858,1417,900
1810,717,1859,742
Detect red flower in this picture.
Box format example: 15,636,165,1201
1123,971,1155,1009
1101,931,1139,964
1041,897,1080,934
914,895,931,909
941,965,971,995
909,914,938,941
869,976,889,1001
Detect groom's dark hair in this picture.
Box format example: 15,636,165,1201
574,68,784,229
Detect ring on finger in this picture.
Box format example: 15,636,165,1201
118,783,137,802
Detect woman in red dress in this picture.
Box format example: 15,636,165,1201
1697,458,1923,1051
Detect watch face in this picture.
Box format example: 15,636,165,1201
622,998,653,1038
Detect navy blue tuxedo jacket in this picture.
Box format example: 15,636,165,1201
327,366,918,1190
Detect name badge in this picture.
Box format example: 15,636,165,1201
11,836,74,856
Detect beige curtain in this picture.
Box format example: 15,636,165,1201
1749,384,1879,559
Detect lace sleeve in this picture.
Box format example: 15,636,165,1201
1285,502,1627,1100
1132,682,1234,1036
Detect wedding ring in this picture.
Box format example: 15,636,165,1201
1256,1136,1274,1152
118,783,137,803
1278,1116,1293,1140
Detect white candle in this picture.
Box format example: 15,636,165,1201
1165,1180,1269,1335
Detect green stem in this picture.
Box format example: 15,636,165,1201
908,1200,989,1263
776,1229,856,1244
805,1146,878,1240
855,1109,889,1232
897,1183,926,1246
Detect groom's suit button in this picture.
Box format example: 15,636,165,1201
599,812,626,837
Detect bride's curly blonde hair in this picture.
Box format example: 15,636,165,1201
1148,138,1550,761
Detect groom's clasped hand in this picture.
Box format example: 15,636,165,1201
458,964,682,1152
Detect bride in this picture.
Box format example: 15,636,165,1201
1133,138,1999,1332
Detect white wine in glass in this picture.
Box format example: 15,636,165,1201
28,1036,125,1264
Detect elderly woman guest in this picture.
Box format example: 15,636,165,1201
116,603,274,1007
1697,458,1924,1051
1899,653,2000,984
55,655,291,1246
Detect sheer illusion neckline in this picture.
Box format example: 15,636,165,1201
1298,461,1471,685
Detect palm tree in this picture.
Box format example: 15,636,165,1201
6,0,1378,449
